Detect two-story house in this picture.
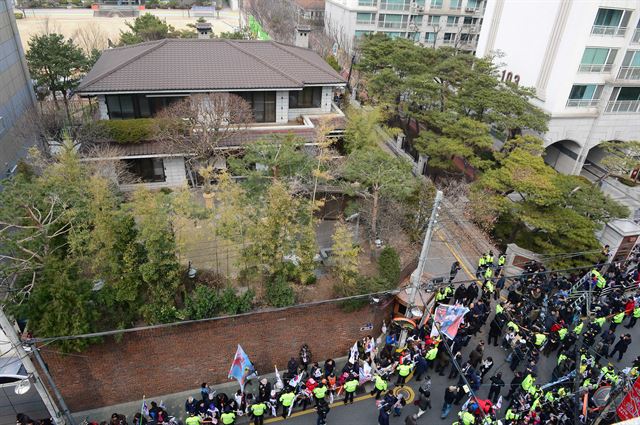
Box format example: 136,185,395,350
76,37,346,189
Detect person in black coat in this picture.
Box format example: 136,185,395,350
488,372,505,403
609,334,632,361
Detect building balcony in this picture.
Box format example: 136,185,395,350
410,5,426,13
566,99,600,108
356,19,376,26
591,25,626,37
578,63,612,73
605,100,640,113
430,4,443,9
632,28,640,44
357,0,377,7
378,22,407,29
617,66,640,80
379,2,410,11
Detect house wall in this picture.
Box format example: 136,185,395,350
276,90,289,123
97,95,108,120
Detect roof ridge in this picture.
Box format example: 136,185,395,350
79,39,168,92
223,39,302,87
269,41,342,83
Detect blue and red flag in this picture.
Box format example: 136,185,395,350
228,344,255,390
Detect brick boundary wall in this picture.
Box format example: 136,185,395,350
39,301,392,412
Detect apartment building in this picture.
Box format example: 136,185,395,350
477,0,640,176
325,0,485,53
0,0,36,178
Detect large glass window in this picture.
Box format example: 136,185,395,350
450,0,461,8
447,16,459,26
355,30,373,38
594,8,622,27
289,87,322,108
105,94,181,119
235,92,276,122
123,158,166,183
356,12,375,24
427,15,440,25
425,32,436,43
430,0,442,8
567,84,603,108
579,47,617,72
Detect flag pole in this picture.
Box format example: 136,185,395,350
140,395,146,423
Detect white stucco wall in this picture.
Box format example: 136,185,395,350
276,91,289,123
97,95,109,120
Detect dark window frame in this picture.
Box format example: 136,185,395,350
235,91,276,123
289,87,323,109
122,158,166,183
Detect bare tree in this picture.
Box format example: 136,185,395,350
154,93,253,186
72,25,109,55
245,0,298,43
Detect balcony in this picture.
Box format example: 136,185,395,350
446,22,460,27
357,0,377,6
633,28,640,44
617,67,640,80
378,21,407,29
566,99,600,108
410,5,426,13
356,19,376,25
578,63,612,73
379,2,410,10
430,3,443,9
591,25,626,37
605,100,640,113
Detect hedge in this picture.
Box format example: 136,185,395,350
94,119,155,144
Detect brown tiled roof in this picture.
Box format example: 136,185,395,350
77,39,345,94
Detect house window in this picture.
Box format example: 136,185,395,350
566,84,603,107
237,91,276,122
430,0,442,8
579,47,617,72
123,158,166,183
447,16,459,26
606,86,640,112
450,0,461,9
410,15,423,26
443,32,455,43
289,87,322,108
619,50,640,80
358,0,376,6
466,0,478,9
378,13,407,29
105,94,163,119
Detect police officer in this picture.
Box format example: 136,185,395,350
279,387,295,418
396,360,413,387
343,374,358,404
220,409,236,425
370,374,388,400
313,382,328,406
609,311,625,333
316,400,330,425
249,400,267,425
626,304,640,329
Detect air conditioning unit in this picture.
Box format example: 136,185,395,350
465,7,477,12
415,5,424,12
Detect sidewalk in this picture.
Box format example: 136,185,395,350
72,357,370,424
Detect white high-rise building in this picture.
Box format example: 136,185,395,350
325,0,486,54
477,0,640,175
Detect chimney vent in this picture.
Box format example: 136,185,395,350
196,22,213,39
295,25,311,49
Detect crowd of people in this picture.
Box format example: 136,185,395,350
87,248,640,425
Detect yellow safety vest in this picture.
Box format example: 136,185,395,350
313,386,327,399
613,312,625,324
280,392,295,407
344,379,358,392
221,413,235,425
251,403,266,416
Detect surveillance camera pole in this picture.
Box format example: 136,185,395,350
399,190,443,347
0,308,66,425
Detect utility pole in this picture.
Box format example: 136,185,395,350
399,190,443,347
0,309,66,425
